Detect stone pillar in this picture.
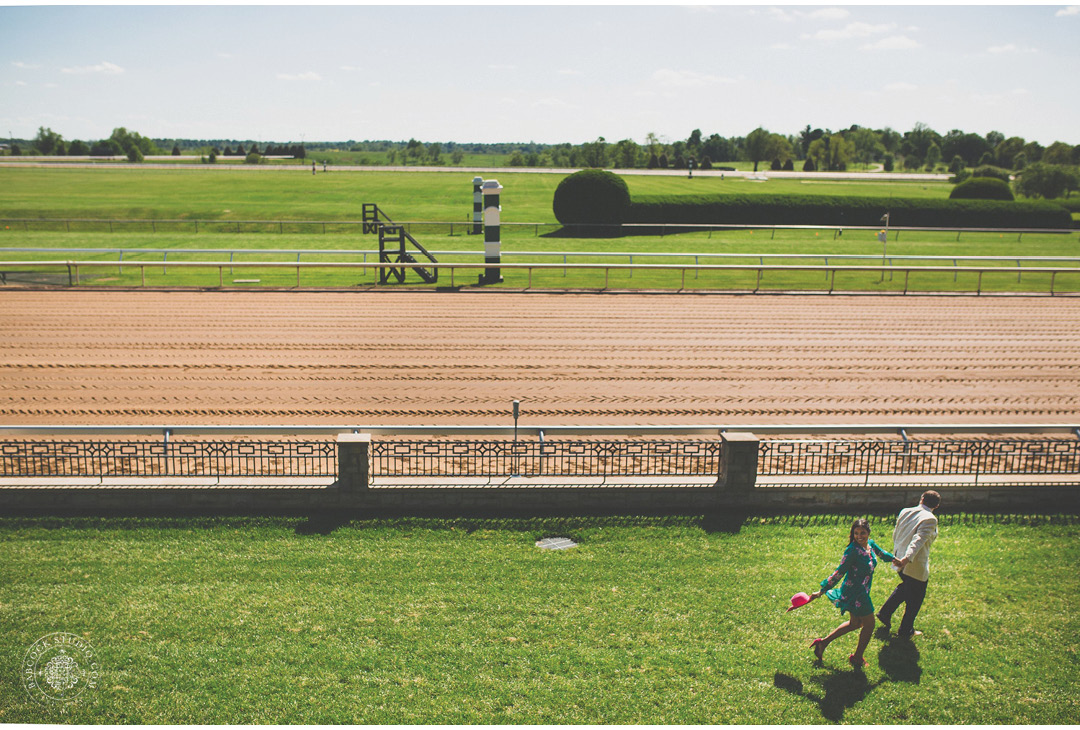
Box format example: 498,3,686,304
479,179,503,284
337,433,370,492
718,432,758,491
472,176,484,235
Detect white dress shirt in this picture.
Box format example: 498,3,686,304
892,503,938,582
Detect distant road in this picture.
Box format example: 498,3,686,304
0,158,952,182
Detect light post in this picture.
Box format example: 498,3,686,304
511,399,521,477
877,212,890,283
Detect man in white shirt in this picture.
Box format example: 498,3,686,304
877,490,940,639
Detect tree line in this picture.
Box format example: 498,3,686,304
6,123,1078,198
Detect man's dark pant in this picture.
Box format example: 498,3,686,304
879,573,928,636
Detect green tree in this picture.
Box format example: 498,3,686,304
744,127,771,172
1020,140,1043,164
1013,162,1079,199
171,144,181,156
850,127,884,168
924,142,942,170
33,126,64,155
687,128,702,156
611,139,640,169
428,142,442,164
405,138,424,165
764,133,793,165
942,131,991,167
807,133,854,171
1042,141,1073,165
878,127,902,155
995,136,1025,168
68,140,90,156
578,137,608,168
127,145,144,162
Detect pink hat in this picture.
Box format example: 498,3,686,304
787,592,811,612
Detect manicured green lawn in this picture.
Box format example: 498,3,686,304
1,167,1075,293
0,167,952,224
0,515,1075,723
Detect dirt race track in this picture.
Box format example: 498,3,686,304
1,290,1079,428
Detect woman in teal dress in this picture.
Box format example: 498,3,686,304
806,518,897,668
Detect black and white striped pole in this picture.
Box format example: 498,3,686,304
480,179,503,284
471,176,484,235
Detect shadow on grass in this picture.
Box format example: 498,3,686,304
774,670,884,723
773,636,921,722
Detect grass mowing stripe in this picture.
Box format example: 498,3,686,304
1,515,1076,723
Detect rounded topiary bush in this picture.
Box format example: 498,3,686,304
971,165,1011,183
950,176,1015,201
552,169,631,227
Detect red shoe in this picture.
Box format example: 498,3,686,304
848,654,868,669
810,638,826,661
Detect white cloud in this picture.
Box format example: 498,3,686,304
15,80,27,86
651,68,735,87
277,72,321,81
806,8,850,21
558,68,582,76
770,42,794,50
488,64,517,71
1056,6,1079,16
13,61,40,70
884,81,918,91
217,52,234,60
340,65,361,72
810,21,894,41
61,61,124,74
862,36,921,51
987,43,1037,54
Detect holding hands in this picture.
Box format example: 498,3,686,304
892,556,909,569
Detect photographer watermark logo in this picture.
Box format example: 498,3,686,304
23,633,100,708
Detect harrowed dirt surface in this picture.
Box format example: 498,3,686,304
1,290,1078,427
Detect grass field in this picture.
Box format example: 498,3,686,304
0,168,955,223
1,514,1076,724
1,167,1077,294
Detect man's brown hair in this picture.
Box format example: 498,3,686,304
921,490,941,509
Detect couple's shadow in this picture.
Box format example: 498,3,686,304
773,634,921,723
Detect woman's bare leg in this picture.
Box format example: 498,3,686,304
851,615,875,662
819,616,859,652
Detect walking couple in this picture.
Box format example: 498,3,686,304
804,490,940,669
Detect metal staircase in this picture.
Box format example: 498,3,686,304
363,203,439,284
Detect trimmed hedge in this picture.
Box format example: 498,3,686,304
950,177,1014,201
627,193,1071,229
553,169,631,226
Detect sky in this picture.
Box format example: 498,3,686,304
2,3,1079,147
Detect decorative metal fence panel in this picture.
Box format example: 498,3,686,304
0,441,337,478
759,439,1080,477
371,440,723,478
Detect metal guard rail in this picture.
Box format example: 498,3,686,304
5,246,1080,268
2,217,1076,239
3,436,1078,480
5,260,1080,293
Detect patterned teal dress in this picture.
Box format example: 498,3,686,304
820,539,895,617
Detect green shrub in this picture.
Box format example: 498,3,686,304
552,169,631,226
950,177,1014,201
627,193,1070,229
244,152,262,165
972,165,1011,182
